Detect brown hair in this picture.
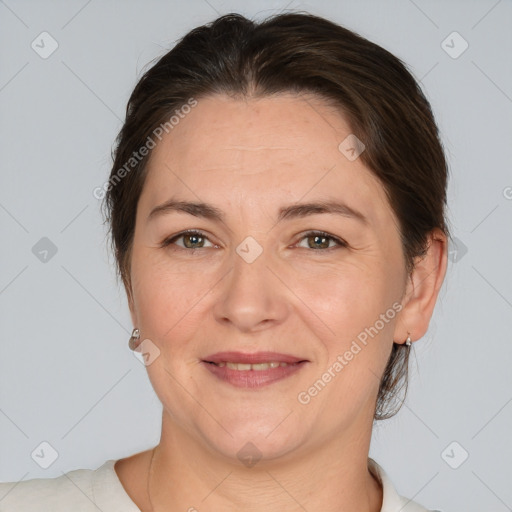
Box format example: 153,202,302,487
103,12,450,421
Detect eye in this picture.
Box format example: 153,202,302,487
295,231,347,251
160,230,215,250
160,229,347,252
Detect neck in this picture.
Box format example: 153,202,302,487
146,413,383,512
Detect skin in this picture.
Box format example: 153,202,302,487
114,92,448,512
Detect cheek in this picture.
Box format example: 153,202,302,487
288,259,391,326
289,260,399,374
130,250,217,341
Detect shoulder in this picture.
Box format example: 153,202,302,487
0,459,139,512
396,496,442,512
368,458,443,512
0,465,96,511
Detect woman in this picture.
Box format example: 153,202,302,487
0,11,448,512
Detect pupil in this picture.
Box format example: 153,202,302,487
186,234,202,248
312,235,327,249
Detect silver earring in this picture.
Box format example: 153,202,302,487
129,328,140,350
405,333,412,346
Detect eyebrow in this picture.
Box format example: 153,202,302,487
148,199,369,225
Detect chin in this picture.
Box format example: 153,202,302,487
197,417,305,466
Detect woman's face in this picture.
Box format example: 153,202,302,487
129,93,410,461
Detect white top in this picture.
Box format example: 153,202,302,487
0,458,440,511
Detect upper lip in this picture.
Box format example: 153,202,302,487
203,351,307,364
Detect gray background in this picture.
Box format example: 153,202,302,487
1,0,511,510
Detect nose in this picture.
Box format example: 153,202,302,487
212,242,290,333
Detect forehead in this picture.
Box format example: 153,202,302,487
141,93,393,227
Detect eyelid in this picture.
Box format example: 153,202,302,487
294,230,347,250
160,229,217,249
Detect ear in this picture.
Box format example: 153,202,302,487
128,292,137,328
394,228,448,344
123,273,138,328
118,250,138,329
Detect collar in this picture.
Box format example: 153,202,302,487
368,458,430,511
93,458,428,512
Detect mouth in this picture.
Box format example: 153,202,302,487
201,351,309,388
205,361,300,370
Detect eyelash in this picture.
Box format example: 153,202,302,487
160,229,347,253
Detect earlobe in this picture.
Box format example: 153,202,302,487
394,228,448,344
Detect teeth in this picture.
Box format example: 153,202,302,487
227,362,251,370
217,361,290,370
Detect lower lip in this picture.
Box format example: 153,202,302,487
202,361,307,388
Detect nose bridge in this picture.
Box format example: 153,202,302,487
213,233,287,332
229,233,272,303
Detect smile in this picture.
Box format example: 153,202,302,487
202,357,308,388
208,361,298,370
